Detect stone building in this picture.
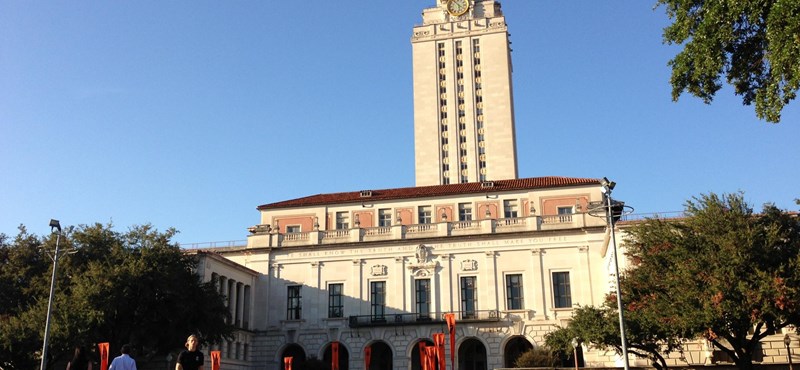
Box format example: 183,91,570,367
187,1,797,369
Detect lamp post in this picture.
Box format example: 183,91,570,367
39,219,62,370
785,334,794,370
588,178,631,370
571,337,580,370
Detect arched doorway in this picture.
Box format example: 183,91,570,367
503,336,533,368
410,339,435,370
366,341,392,370
457,338,486,370
323,342,350,370
281,344,307,370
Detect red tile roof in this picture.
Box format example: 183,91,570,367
257,176,601,210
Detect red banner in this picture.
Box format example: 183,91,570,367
98,342,109,370
444,313,456,370
433,333,446,370
419,342,428,370
425,347,437,370
364,346,371,370
332,342,340,370
284,356,293,370
211,351,221,370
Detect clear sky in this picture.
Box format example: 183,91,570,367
2,1,798,245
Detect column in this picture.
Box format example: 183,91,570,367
483,251,498,312
531,249,546,319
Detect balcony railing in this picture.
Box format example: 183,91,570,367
348,310,501,328
245,213,607,248
181,212,685,250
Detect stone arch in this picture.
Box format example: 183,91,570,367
457,337,487,370
322,342,350,370
365,340,392,370
279,343,307,369
410,338,436,370
503,336,533,368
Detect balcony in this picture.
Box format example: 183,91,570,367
246,213,605,248
347,310,501,328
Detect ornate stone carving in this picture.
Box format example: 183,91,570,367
408,244,438,276
416,244,430,264
461,259,478,271
370,264,388,276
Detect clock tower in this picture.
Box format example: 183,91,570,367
412,0,518,186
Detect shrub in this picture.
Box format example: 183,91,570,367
513,347,559,368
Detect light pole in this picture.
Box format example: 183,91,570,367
40,219,62,370
589,178,631,370
785,334,794,370
571,337,580,370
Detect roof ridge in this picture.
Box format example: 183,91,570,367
257,176,600,210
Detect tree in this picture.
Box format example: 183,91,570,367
658,0,800,123
0,223,233,370
622,193,800,370
545,305,684,370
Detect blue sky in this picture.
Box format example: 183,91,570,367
2,1,798,245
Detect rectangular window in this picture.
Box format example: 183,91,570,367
415,279,431,319
287,285,302,320
460,276,477,319
418,206,432,224
335,212,349,230
378,209,392,227
458,203,473,221
328,283,344,318
506,274,524,310
557,206,574,222
503,199,519,218
553,271,572,308
370,281,386,321
286,225,301,233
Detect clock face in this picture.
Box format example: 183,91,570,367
446,0,469,16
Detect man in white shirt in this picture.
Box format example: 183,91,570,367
109,344,137,370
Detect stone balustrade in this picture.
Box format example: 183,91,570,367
246,213,602,248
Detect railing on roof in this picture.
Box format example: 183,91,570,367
179,240,247,250
185,212,688,249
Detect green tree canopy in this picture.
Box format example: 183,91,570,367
658,0,800,122
621,193,800,370
0,223,233,370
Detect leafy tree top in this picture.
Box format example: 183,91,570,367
658,0,800,123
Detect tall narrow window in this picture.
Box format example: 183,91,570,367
557,206,574,223
378,209,392,227
503,199,519,218
552,272,572,308
418,206,432,224
371,281,386,321
460,276,477,319
328,283,344,318
287,285,302,320
506,274,524,310
416,279,431,319
458,202,473,221
335,212,349,230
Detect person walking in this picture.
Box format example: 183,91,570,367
108,344,137,370
176,334,204,370
66,346,93,370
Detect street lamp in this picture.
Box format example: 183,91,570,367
40,219,62,370
589,178,632,370
785,334,794,370
571,337,580,370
